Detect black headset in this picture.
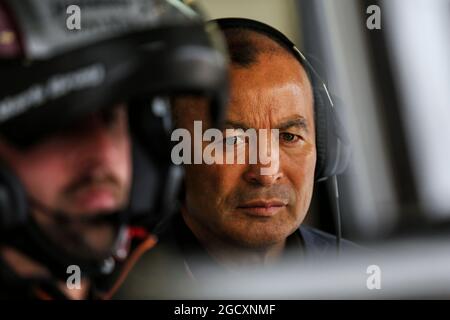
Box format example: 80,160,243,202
212,18,351,250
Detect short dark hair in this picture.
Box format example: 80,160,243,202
219,27,300,68
171,25,311,130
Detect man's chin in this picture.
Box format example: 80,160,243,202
220,221,295,249
37,216,121,262
62,222,119,261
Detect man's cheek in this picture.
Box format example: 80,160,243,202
121,153,133,191
114,139,132,191
212,163,243,187
20,164,68,204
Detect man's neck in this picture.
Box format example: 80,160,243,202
181,213,287,271
203,240,286,270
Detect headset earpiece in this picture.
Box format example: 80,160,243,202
0,165,27,232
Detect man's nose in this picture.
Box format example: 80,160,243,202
243,132,283,186
244,167,283,186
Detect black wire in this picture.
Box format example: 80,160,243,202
331,175,342,255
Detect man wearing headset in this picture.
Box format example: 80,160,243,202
0,0,227,299
148,18,358,282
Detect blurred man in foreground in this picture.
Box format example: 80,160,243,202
0,0,227,299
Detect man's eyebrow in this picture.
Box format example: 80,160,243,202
223,120,249,130
276,117,309,132
223,117,309,132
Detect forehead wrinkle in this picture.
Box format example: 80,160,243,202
228,81,311,129
226,51,314,133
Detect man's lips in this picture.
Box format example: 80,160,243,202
237,199,287,217
71,185,119,213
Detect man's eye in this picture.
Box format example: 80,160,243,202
224,135,245,146
280,132,301,143
101,105,122,125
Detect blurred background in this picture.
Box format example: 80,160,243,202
192,0,450,244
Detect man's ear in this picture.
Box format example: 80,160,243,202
0,137,21,167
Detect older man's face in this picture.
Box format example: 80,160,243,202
180,52,316,248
